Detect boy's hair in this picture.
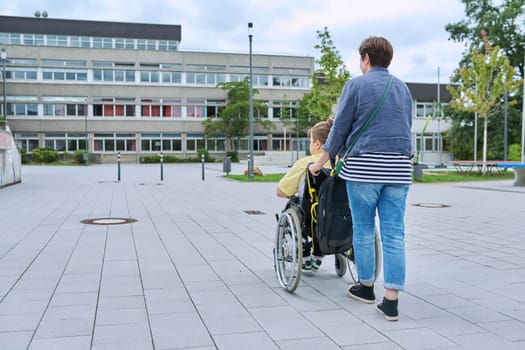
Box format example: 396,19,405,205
358,36,393,68
309,119,333,144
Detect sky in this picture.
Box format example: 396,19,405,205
1,0,470,83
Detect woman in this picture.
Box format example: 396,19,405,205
308,36,413,321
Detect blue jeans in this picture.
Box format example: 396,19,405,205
345,181,409,291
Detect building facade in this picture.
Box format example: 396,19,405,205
0,15,452,164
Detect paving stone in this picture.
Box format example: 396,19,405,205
1,165,524,349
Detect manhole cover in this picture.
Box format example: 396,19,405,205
412,203,451,208
81,218,137,225
244,210,265,215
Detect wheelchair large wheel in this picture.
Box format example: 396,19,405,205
346,226,382,283
274,208,303,292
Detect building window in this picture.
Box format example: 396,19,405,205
271,75,309,88
186,99,206,118
141,133,181,152
255,100,269,118
186,134,206,151
206,100,226,118
162,99,182,118
415,102,448,119
1,31,179,51
206,137,226,152
272,100,298,120
140,70,160,83
10,69,37,80
93,133,136,152
44,133,66,151
156,134,183,152
41,59,87,67
15,133,39,153
93,98,135,117
43,103,87,117
6,103,38,116
161,71,182,84
141,99,161,117
42,70,87,81
94,69,134,82
415,133,443,152
231,73,269,87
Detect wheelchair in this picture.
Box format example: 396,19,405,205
273,170,382,293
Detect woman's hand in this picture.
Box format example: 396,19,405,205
308,162,322,176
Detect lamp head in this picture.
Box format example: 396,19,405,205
1,48,6,60
248,22,253,36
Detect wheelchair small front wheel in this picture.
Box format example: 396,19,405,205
334,253,347,277
274,208,303,292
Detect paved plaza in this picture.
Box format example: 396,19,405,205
0,163,524,349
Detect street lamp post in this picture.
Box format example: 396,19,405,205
522,43,525,163
248,22,254,178
84,98,88,164
296,112,299,161
1,48,7,121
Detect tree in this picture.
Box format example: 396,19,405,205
447,31,522,173
298,27,350,131
444,0,524,161
202,79,272,151
445,0,524,76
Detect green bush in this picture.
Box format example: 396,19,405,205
73,150,91,164
31,148,59,163
197,149,215,162
140,152,216,163
226,151,239,162
19,147,28,164
508,144,521,161
142,155,160,163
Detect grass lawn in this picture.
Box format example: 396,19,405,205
225,170,515,183
415,170,513,183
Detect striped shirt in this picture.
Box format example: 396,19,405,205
339,153,412,184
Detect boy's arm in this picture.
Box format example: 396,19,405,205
276,187,290,198
276,158,307,197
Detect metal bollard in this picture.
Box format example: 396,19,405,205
117,152,121,182
160,152,164,181
201,154,205,181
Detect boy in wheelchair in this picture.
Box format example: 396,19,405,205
276,119,332,272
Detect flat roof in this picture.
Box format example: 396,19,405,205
0,15,181,41
406,82,454,101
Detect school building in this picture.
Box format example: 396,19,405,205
0,15,452,164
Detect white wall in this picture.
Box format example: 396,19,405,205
0,125,22,188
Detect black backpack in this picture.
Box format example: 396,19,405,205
314,169,353,254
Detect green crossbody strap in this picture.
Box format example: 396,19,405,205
333,75,394,176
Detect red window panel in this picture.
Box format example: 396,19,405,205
115,105,124,116
163,105,171,117
103,105,114,116
142,105,150,117
151,105,160,117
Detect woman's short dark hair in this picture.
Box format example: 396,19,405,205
359,36,393,68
